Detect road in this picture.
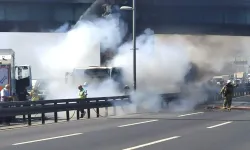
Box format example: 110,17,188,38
0,107,250,150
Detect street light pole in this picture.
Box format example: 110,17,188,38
132,0,137,91
120,0,137,91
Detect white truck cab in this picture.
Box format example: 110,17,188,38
65,66,125,91
0,49,32,95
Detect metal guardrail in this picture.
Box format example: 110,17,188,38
208,86,250,101
0,94,178,126
0,86,249,126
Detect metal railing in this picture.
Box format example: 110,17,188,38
0,86,249,126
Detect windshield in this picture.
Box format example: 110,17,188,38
84,69,110,78
72,68,111,84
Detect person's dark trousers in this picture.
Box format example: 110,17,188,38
79,101,86,118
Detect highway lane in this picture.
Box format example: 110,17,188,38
1,109,250,150
142,120,250,150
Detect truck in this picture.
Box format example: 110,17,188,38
65,63,203,93
0,49,32,98
65,66,126,92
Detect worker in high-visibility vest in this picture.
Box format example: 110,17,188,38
78,84,87,118
78,85,87,99
31,88,40,101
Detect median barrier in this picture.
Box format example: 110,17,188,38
0,93,178,126
0,86,249,126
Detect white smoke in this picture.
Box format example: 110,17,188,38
112,30,191,94
40,15,127,99
53,23,70,33
85,79,123,97
34,10,250,113
111,33,250,113
110,30,193,113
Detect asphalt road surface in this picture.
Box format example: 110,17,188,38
0,107,250,150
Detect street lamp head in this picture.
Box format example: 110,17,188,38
120,6,133,11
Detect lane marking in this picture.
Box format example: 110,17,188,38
178,112,204,117
123,136,181,150
118,120,158,128
207,121,232,129
12,133,82,145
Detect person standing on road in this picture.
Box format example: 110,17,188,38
0,84,13,125
1,84,12,102
78,85,87,118
220,80,237,110
30,88,39,101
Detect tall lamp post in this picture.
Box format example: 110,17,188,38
120,0,137,91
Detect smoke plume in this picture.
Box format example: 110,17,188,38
111,33,250,113
40,14,127,99
34,8,250,112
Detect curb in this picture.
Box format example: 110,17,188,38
205,105,250,110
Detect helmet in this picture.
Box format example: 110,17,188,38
227,80,231,84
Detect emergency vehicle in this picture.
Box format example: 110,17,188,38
0,49,32,96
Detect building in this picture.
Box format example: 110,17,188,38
0,0,95,32
133,0,250,35
1,0,250,35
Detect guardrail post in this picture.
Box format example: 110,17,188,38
28,114,32,126
54,102,58,123
22,115,26,122
105,99,108,117
113,99,117,116
76,101,80,120
96,100,99,118
87,100,90,119
41,104,45,124
66,101,70,121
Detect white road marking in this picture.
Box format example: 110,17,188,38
178,112,204,117
207,121,232,129
12,133,83,146
118,120,158,128
123,136,181,150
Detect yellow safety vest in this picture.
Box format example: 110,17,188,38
31,90,39,101
79,89,86,99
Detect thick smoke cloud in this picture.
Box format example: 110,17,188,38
111,33,250,112
112,30,191,94
32,10,249,112
41,15,127,99
154,34,248,81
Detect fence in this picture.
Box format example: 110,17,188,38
0,86,249,126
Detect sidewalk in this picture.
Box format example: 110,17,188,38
205,95,250,110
